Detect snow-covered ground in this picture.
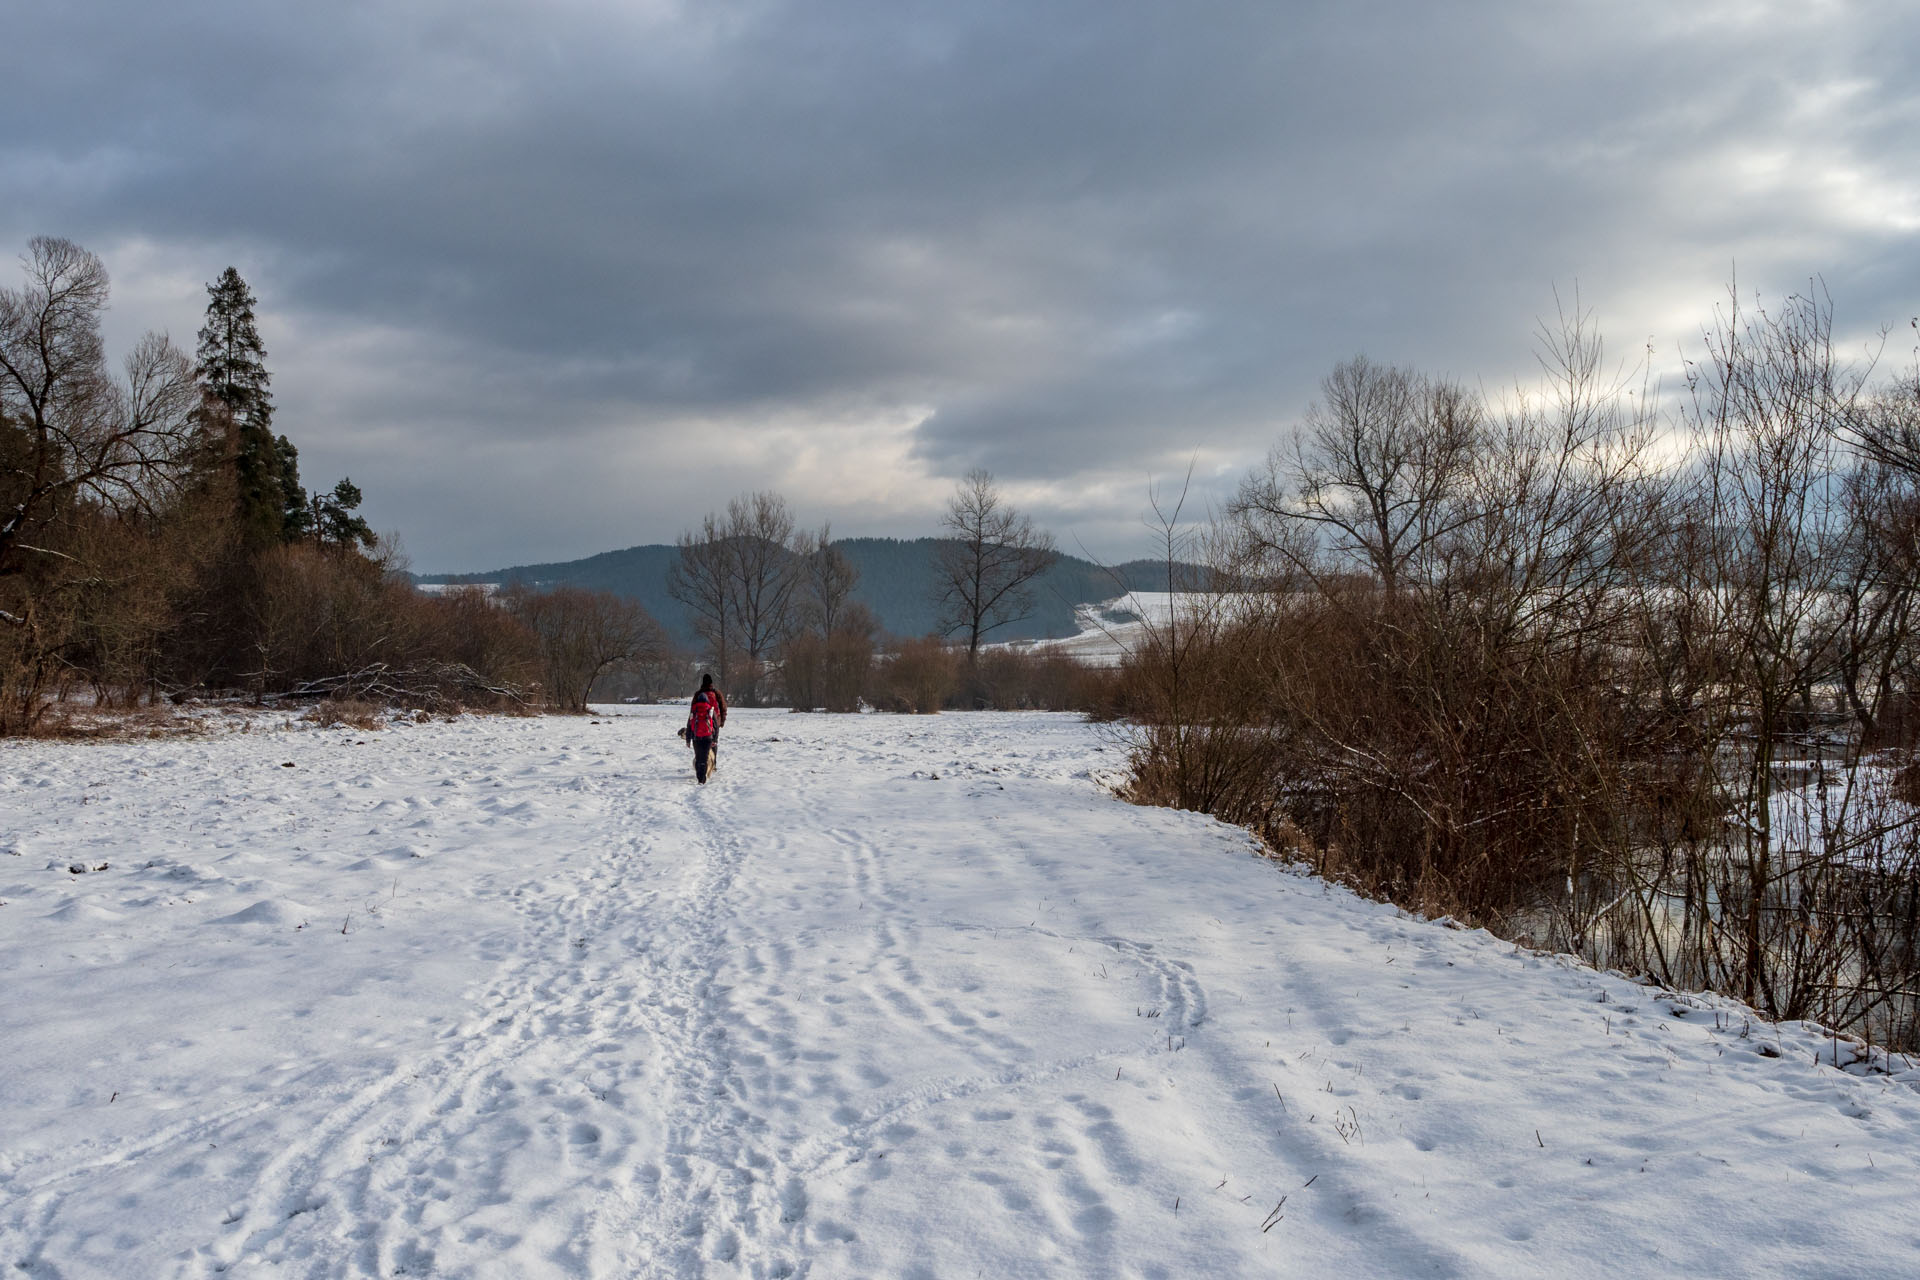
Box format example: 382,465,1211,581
3,708,1918,1279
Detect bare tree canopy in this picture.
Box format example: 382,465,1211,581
723,491,801,704
667,490,803,704
1233,356,1484,595
797,521,859,637
666,510,733,688
934,469,1057,663
1845,327,1920,479
0,237,199,586
785,522,871,712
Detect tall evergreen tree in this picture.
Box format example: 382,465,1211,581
197,268,270,421
196,267,304,544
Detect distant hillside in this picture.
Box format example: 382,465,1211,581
421,544,691,633
419,537,1206,646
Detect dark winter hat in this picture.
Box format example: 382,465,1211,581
700,673,714,689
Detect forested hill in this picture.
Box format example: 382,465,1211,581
418,538,1198,644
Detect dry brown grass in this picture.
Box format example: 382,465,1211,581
302,698,385,731
28,702,210,741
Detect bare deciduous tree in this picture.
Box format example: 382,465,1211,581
797,522,859,636
668,491,804,704
501,583,668,712
667,510,734,688
1219,318,1667,922
1234,356,1483,596
1134,285,1920,1050
1845,322,1920,477
0,238,200,729
1832,462,1920,747
723,491,801,704
0,238,199,591
934,469,1057,665
784,522,870,712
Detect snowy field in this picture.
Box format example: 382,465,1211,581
3,708,1919,1279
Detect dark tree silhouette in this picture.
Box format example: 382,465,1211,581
933,469,1056,664
196,266,304,544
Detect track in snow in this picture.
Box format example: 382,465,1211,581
4,707,1919,1278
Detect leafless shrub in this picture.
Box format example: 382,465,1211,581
1115,473,1289,824
785,603,876,712
973,646,1120,713
1126,286,1920,1048
245,542,406,697
30,701,201,740
859,634,1118,716
216,546,539,711
499,583,669,712
871,636,961,713
589,649,693,704
419,587,517,679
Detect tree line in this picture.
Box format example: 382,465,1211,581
0,237,673,727
0,236,1100,730
0,239,406,729
664,470,1064,710
1123,286,1920,1051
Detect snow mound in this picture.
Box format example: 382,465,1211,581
46,899,125,923
209,898,310,927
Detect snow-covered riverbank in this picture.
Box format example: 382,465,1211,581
3,708,1916,1278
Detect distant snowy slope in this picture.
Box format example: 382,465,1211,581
2,711,1916,1277
1003,591,1259,666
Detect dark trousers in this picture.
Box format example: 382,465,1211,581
694,733,715,783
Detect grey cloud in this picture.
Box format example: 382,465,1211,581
5,0,1917,569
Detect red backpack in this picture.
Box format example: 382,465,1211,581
690,692,717,738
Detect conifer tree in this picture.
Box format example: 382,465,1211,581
276,435,312,540
196,267,305,544
312,478,375,551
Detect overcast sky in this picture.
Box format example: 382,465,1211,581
6,0,1918,570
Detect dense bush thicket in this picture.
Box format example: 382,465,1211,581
849,638,1119,715
1124,291,1920,1050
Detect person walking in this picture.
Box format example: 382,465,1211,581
687,672,728,784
